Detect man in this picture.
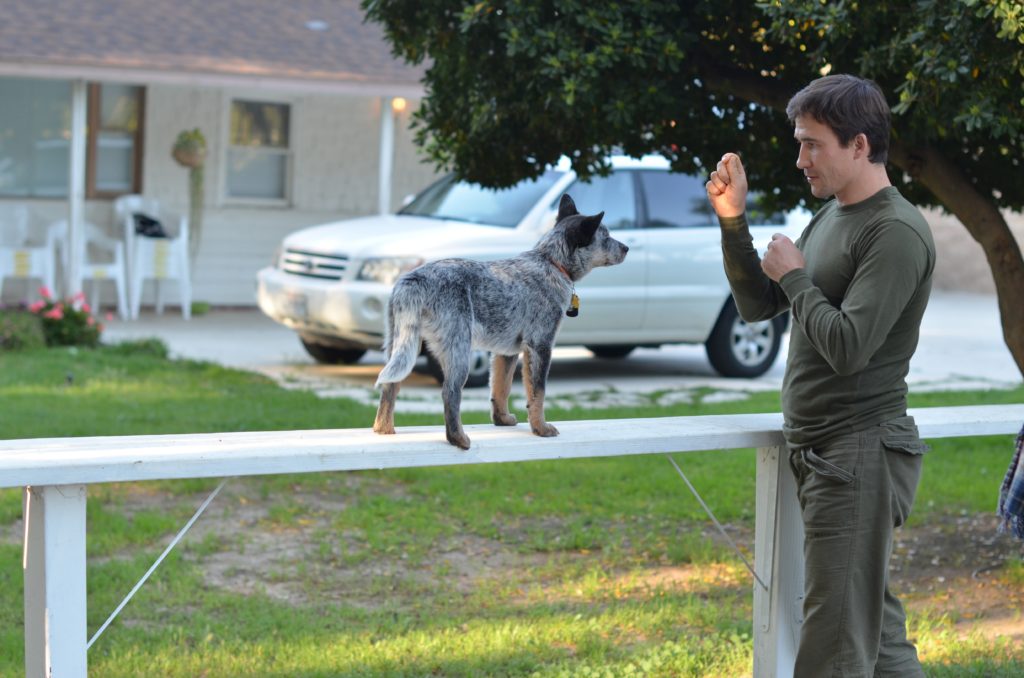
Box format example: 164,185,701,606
706,74,935,676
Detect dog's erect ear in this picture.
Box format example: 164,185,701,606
566,211,604,249
557,194,579,222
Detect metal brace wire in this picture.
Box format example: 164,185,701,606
87,477,231,650
666,455,768,591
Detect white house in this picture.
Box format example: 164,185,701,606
0,0,441,309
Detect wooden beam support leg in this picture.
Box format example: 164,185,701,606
23,484,88,678
753,446,804,678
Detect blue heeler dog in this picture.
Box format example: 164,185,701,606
373,194,629,449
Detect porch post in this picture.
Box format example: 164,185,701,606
24,485,88,678
66,79,88,298
753,446,804,678
378,96,395,215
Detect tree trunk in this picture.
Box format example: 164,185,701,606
889,141,1024,379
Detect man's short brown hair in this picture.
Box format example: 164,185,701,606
786,74,891,164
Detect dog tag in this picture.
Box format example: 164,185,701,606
566,293,579,317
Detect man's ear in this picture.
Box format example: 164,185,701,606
853,132,870,159
567,212,604,249
557,194,579,222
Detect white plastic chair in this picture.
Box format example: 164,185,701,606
48,219,129,320
113,195,192,320
0,204,56,301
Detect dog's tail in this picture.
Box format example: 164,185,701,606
375,281,424,386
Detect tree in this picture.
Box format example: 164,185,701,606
362,0,1024,376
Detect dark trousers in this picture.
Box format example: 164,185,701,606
789,416,927,677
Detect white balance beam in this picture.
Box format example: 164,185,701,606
5,403,1022,678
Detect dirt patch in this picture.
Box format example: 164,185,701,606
892,513,1024,641
7,481,1021,642
182,485,1022,642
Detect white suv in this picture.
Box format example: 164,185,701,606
257,155,808,386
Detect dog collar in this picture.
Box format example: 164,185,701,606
550,260,572,281
548,259,580,317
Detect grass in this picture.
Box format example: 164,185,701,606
1,342,1022,676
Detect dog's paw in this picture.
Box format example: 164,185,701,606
373,423,396,435
446,430,472,450
531,423,559,438
492,412,518,427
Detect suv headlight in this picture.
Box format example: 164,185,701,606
356,257,424,285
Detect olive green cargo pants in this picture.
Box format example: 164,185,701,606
788,416,927,677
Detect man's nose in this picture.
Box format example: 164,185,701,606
796,147,810,169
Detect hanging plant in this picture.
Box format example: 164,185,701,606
172,128,207,168
171,128,206,264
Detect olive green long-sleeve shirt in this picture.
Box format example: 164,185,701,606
719,186,936,447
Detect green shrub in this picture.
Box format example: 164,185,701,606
0,308,46,350
27,287,103,347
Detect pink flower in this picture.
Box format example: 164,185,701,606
38,286,53,300
43,306,64,320
28,300,45,313
81,302,92,314
87,316,96,326
105,312,114,321
72,292,86,303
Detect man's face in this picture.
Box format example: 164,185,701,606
793,114,859,203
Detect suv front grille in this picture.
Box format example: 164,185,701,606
281,248,349,281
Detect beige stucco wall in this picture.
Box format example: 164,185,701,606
1,84,439,308
124,85,437,305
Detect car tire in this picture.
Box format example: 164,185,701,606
705,299,787,378
300,339,367,365
586,344,636,359
425,349,492,388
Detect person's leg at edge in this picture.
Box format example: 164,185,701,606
873,422,926,677
790,425,924,677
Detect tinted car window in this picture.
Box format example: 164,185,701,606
561,171,637,230
401,170,564,228
639,171,714,228
639,170,787,228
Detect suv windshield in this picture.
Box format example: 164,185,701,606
400,170,564,228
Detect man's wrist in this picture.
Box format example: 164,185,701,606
779,268,812,296
717,213,748,231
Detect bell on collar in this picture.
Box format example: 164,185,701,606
566,293,580,318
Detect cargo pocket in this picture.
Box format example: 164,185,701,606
798,445,859,542
880,416,929,457
802,447,855,484
880,416,927,527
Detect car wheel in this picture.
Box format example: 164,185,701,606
425,349,491,388
586,344,636,359
300,339,367,365
705,299,786,378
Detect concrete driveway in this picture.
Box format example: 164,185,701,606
103,291,1022,412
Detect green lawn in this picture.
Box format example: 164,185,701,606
1,342,1022,676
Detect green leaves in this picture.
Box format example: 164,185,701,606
364,0,1023,213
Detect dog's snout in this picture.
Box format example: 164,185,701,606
622,244,630,254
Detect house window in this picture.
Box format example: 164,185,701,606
87,83,145,198
226,100,290,201
0,78,144,198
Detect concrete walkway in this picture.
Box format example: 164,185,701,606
103,291,1022,412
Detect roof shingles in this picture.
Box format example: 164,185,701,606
0,0,424,88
